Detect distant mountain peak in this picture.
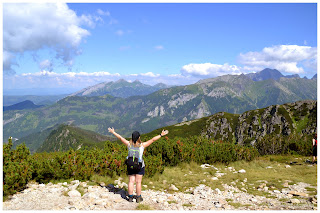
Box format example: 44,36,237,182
70,79,170,98
3,100,43,111
115,79,128,83
246,68,284,81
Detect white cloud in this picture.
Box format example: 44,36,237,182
115,30,124,36
181,63,242,77
154,45,164,50
238,45,317,74
3,3,93,74
97,9,110,16
4,71,195,91
39,60,53,71
3,50,17,75
140,72,160,77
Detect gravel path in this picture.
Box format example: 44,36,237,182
3,179,317,210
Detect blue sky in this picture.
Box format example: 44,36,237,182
3,3,317,93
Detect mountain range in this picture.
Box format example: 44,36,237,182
143,100,316,145
4,95,67,106
3,100,44,112
36,124,116,153
3,69,317,143
14,99,316,153
70,79,170,98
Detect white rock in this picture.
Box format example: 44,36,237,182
71,180,80,185
285,165,291,168
266,166,273,169
290,198,300,204
169,184,179,191
244,178,247,182
215,203,222,208
215,188,222,195
238,169,246,173
274,190,281,194
68,190,81,198
80,182,87,187
100,193,109,199
95,199,107,206
211,177,218,181
63,182,68,186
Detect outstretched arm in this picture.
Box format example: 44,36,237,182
143,130,169,148
108,127,130,146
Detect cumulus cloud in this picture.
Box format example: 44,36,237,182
97,9,110,16
3,50,17,75
154,45,164,50
39,60,53,71
3,3,93,75
238,45,317,74
4,70,193,91
115,30,124,36
181,63,242,77
140,72,160,77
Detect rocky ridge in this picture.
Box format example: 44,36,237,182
3,164,317,210
202,100,317,145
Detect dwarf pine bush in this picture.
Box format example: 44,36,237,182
4,135,259,197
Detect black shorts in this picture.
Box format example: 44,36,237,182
313,146,317,156
127,166,145,176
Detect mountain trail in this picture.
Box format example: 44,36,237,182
3,178,317,210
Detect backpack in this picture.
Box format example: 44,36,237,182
125,144,142,172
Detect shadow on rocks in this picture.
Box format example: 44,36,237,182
106,184,129,201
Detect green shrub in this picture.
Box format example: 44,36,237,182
3,138,32,197
3,135,259,197
254,133,312,156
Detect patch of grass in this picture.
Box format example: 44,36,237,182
182,203,194,207
265,195,277,199
168,201,177,204
305,187,317,196
136,204,154,210
50,178,73,185
279,198,289,202
90,174,113,185
63,190,70,197
141,155,316,199
143,161,221,193
76,186,86,196
228,202,251,208
226,198,233,202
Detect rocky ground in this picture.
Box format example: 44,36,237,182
3,164,317,210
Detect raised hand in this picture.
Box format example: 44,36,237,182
161,130,169,136
108,127,115,134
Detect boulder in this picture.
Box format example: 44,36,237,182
169,184,179,191
290,198,300,204
289,191,309,197
68,190,81,198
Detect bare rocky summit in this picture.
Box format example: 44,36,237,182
3,164,317,210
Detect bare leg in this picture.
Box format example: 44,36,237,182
135,174,143,196
128,175,136,195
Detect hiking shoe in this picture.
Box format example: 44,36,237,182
128,196,134,202
136,196,143,203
